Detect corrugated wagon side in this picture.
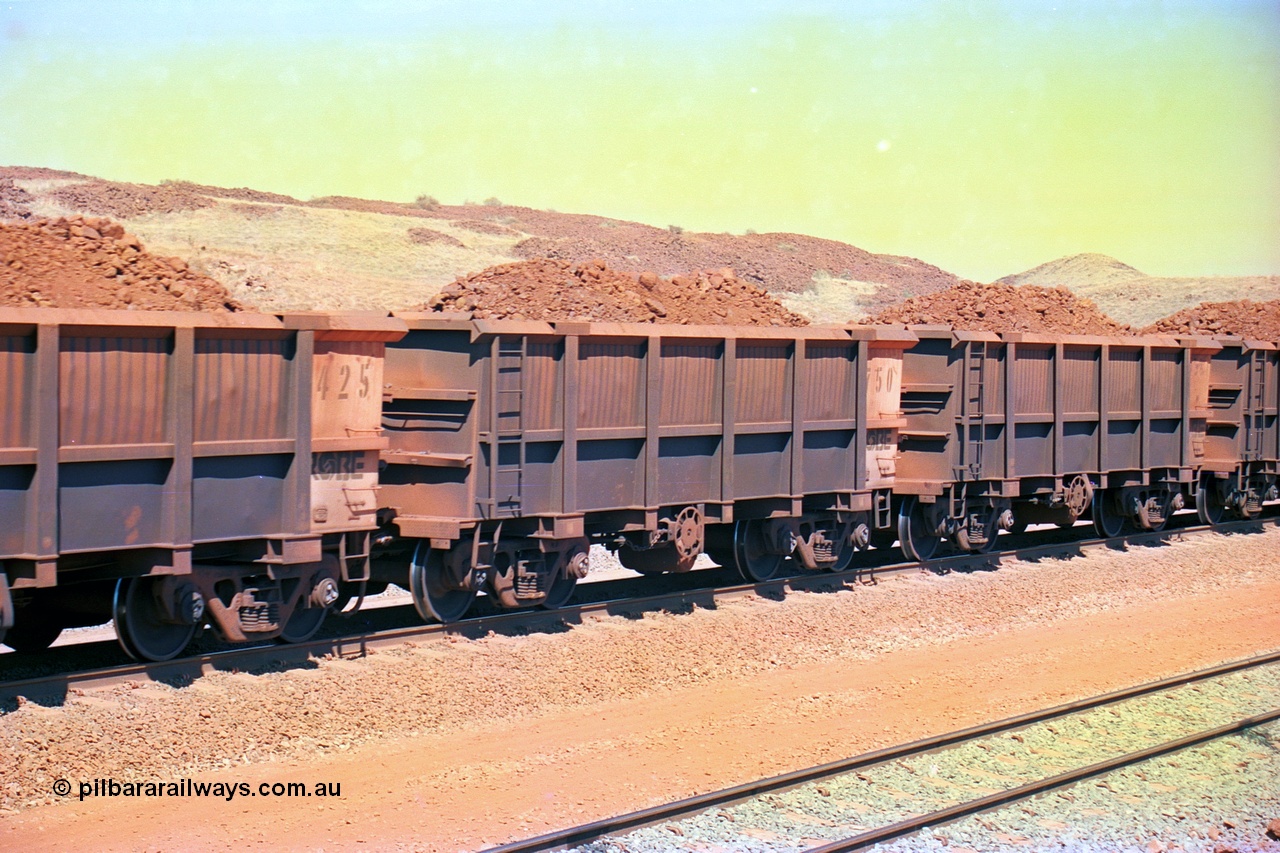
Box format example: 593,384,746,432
894,326,1220,559
374,315,915,621
1196,336,1280,521
0,308,405,659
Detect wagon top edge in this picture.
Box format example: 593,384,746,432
390,312,920,344
0,306,407,341
904,324,1228,350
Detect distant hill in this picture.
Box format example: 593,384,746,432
0,166,967,321
6,167,1270,325
998,253,1280,328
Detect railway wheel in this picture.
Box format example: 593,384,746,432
898,497,942,562
541,547,587,610
828,539,857,573
2,617,62,653
1196,476,1228,526
733,519,786,583
409,542,475,623
277,601,327,644
1092,489,1128,538
278,562,341,644
113,577,199,662
540,572,577,610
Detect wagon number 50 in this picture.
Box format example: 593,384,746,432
317,357,373,401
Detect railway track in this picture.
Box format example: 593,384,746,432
482,650,1280,853
2,513,1275,704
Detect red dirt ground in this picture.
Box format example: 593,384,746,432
2,529,1277,852
869,281,1131,335
0,217,241,311
425,257,808,325
1143,299,1280,338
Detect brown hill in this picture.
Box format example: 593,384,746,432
997,253,1147,289
0,167,965,318
998,253,1280,328
7,167,1269,325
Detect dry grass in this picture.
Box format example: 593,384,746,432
23,193,526,312
1083,275,1280,328
776,272,883,324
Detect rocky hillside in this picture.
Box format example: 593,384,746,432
0,166,968,320
998,253,1279,328
5,167,1271,325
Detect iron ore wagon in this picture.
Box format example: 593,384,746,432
891,327,1224,559
370,315,917,621
0,307,405,660
2,308,1276,662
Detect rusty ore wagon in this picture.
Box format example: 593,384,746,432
0,307,405,660
892,327,1224,559
371,315,916,621
2,309,1277,660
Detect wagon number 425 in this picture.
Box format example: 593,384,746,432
316,357,373,400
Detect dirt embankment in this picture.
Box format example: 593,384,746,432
868,281,1131,335
425,257,808,326
1,216,241,311
1142,299,1280,338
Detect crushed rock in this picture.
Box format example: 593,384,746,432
425,257,808,325
0,216,242,311
868,281,1131,335
1142,299,1280,339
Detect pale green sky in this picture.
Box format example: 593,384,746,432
1,1,1276,281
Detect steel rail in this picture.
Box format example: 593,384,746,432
807,707,1280,852
480,650,1280,853
2,514,1275,701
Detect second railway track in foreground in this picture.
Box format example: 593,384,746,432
2,513,1276,704
485,651,1280,853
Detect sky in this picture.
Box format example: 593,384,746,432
0,0,1277,281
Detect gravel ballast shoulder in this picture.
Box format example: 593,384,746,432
1,527,1278,851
